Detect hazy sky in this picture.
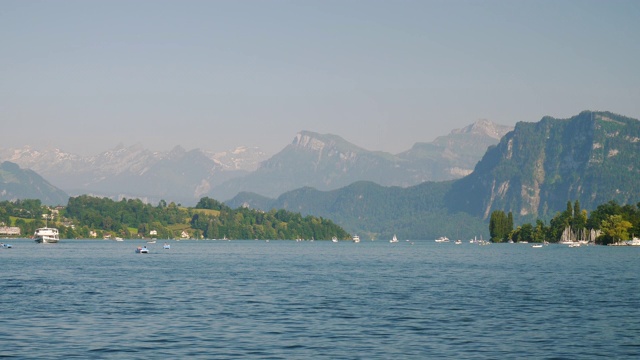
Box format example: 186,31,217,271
2,0,639,157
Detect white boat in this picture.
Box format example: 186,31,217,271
1,243,13,248
135,246,149,254
146,240,156,244
435,236,449,243
352,235,360,243
559,226,578,245
114,237,124,242
332,236,338,243
454,239,462,245
531,244,543,248
163,243,171,249
34,227,60,243
625,237,640,246
390,234,399,243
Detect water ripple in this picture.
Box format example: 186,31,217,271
0,240,639,359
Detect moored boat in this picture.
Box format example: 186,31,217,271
352,235,360,243
625,237,640,246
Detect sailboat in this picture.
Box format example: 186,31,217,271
389,234,399,243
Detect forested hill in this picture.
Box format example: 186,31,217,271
47,195,350,240
227,180,488,241
445,111,640,221
0,161,69,205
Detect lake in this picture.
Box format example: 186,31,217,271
1,239,639,359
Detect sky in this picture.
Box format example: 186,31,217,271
2,0,639,157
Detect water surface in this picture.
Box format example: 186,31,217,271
1,239,639,359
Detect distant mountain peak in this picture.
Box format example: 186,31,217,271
451,119,512,139
292,131,366,154
292,132,326,151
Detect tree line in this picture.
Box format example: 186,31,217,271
1,196,350,240
490,200,640,244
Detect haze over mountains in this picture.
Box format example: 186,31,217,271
227,111,640,239
2,110,639,239
0,161,69,205
0,119,511,205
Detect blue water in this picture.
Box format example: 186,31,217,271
1,239,639,359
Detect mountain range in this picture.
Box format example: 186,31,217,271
227,111,640,239
0,119,510,204
4,110,637,240
0,144,267,205
210,119,512,200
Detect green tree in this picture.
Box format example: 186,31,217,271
489,210,512,242
600,215,633,245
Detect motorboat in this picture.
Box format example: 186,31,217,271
163,243,171,249
34,227,60,243
1,243,12,248
332,236,338,243
136,246,149,254
531,244,543,248
435,236,449,243
352,235,360,243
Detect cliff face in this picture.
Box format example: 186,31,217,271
446,111,640,219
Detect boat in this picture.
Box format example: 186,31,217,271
146,240,156,244
135,246,149,254
454,239,462,245
34,226,60,243
390,234,399,243
163,243,171,249
559,226,578,245
435,236,449,243
1,243,12,248
531,244,543,248
352,235,360,243
625,237,640,246
332,236,338,243
115,237,123,242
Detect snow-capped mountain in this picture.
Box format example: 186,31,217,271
0,144,268,205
